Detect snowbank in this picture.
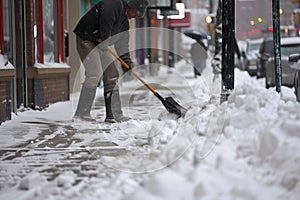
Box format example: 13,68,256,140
124,69,300,200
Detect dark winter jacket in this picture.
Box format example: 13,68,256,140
73,0,131,61
190,41,207,62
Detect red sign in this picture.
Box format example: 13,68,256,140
167,12,191,28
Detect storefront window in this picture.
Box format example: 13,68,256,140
35,0,66,64
43,0,55,62
2,0,12,61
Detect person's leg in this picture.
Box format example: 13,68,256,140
104,89,131,123
193,64,198,78
101,52,130,122
74,37,102,121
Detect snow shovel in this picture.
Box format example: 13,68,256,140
107,47,187,118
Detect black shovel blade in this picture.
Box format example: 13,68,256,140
162,97,187,117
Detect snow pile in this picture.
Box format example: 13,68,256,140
226,83,300,193
124,76,300,199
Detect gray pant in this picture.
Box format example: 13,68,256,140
76,36,119,93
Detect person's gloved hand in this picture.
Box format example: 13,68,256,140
121,61,134,73
120,54,134,73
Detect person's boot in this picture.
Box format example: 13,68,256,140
73,86,97,122
104,90,131,123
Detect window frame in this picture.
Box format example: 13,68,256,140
0,0,4,54
35,0,65,64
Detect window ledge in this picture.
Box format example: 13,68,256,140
34,62,70,69
0,68,15,78
0,55,15,78
29,62,71,77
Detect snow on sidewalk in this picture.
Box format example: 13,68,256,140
0,61,300,200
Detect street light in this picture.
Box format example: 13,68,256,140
258,17,263,23
206,14,215,40
279,8,284,14
206,15,214,24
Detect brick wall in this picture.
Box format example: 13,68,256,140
25,0,35,67
0,80,12,124
28,75,70,109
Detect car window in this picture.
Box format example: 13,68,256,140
248,43,261,52
281,44,300,56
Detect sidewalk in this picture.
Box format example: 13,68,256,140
0,60,212,199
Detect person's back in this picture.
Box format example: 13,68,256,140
257,37,274,78
260,39,274,57
191,42,207,61
190,40,207,77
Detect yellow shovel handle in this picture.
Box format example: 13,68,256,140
107,47,158,95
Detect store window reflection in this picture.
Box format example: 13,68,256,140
43,0,54,62
3,0,12,61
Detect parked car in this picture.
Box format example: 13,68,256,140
289,53,300,102
243,38,263,76
256,37,274,78
265,37,300,89
236,40,247,70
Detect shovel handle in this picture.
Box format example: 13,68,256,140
107,47,158,95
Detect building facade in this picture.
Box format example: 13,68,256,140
0,0,70,124
0,0,138,124
0,0,192,124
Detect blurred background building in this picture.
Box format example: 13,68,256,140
236,0,299,40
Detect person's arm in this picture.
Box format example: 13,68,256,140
115,21,133,72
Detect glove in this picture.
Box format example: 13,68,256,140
120,54,133,73
121,61,133,73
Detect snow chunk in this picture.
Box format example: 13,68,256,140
134,170,193,200
280,120,300,138
258,129,279,160
148,120,177,145
18,173,47,191
281,171,299,191
280,86,296,102
56,171,76,188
